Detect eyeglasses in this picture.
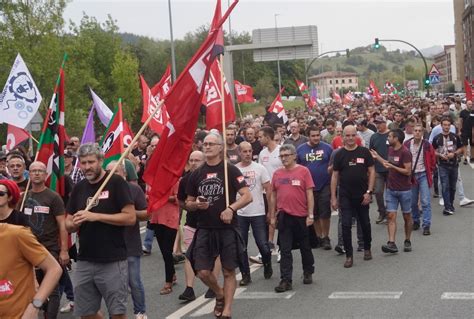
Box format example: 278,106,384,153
203,142,221,147
0,191,8,197
30,170,46,174
279,154,294,159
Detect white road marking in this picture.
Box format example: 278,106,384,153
328,291,403,299
166,263,262,318
235,291,296,300
441,292,474,300
189,288,246,317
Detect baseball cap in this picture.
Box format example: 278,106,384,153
374,116,386,124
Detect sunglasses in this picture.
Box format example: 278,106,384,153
0,191,8,197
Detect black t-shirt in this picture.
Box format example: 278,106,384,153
16,179,29,192
460,109,474,137
125,182,147,257
432,132,463,167
250,140,263,161
369,132,389,173
186,161,247,229
333,146,374,199
23,188,65,254
66,173,133,262
0,209,28,226
178,171,198,228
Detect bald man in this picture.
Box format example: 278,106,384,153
331,126,375,268
22,161,68,318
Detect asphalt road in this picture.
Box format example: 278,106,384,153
60,163,474,318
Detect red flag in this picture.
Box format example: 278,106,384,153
268,88,288,123
343,91,354,105
36,68,66,196
369,80,382,104
464,79,472,102
210,0,225,56
140,75,170,135
6,124,30,151
234,80,254,103
123,120,134,148
150,65,172,101
100,101,124,168
204,59,235,130
295,79,315,109
332,91,342,104
143,0,239,212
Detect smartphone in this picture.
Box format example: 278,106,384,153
197,196,207,203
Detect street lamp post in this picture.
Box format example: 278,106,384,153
168,0,177,83
274,13,281,92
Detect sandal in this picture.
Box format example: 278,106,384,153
160,285,173,295
213,296,225,317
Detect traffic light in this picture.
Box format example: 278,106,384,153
374,38,380,49
424,75,430,88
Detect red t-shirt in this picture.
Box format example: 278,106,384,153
387,146,412,191
272,165,315,217
331,135,363,149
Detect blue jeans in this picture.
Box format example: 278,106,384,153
237,215,271,274
143,222,155,252
127,256,146,314
438,165,458,211
411,172,432,228
58,267,74,301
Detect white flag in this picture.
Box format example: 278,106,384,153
0,54,42,129
89,88,113,127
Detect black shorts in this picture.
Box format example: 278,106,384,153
187,228,242,271
313,184,331,220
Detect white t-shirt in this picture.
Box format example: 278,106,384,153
236,162,270,217
258,145,283,181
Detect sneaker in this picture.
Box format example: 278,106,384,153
375,215,386,224
274,280,292,293
178,286,196,302
413,222,420,230
173,254,185,264
376,218,387,225
239,273,252,286
460,198,474,207
142,246,151,256
276,251,281,263
334,245,345,255
423,227,431,236
135,313,148,319
357,245,364,252
381,241,398,253
303,272,313,284
443,209,454,216
60,301,74,313
464,158,468,165
322,237,332,250
439,198,444,206
433,193,440,198
204,288,216,299
249,253,263,264
403,240,412,252
263,262,273,279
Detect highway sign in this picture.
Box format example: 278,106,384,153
429,74,440,84
429,64,441,75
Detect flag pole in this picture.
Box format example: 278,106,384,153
219,55,230,207
85,99,166,211
20,53,68,212
237,102,242,119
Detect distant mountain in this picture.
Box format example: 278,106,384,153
420,45,444,58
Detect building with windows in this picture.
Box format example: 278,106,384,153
308,71,358,99
433,45,458,92
454,0,473,86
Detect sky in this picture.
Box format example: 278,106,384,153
64,0,455,53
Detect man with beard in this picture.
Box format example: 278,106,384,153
65,143,135,319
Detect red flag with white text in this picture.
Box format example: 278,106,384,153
143,0,239,212
6,124,30,151
204,59,235,130
140,75,170,135
369,80,382,104
234,80,254,103
151,65,172,101
267,88,288,124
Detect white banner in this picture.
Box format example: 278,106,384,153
0,54,42,128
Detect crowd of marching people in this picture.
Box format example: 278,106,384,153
2,93,474,319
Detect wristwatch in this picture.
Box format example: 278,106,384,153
366,190,373,195
31,299,43,309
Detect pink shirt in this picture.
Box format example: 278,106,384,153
272,165,315,217
150,182,179,229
